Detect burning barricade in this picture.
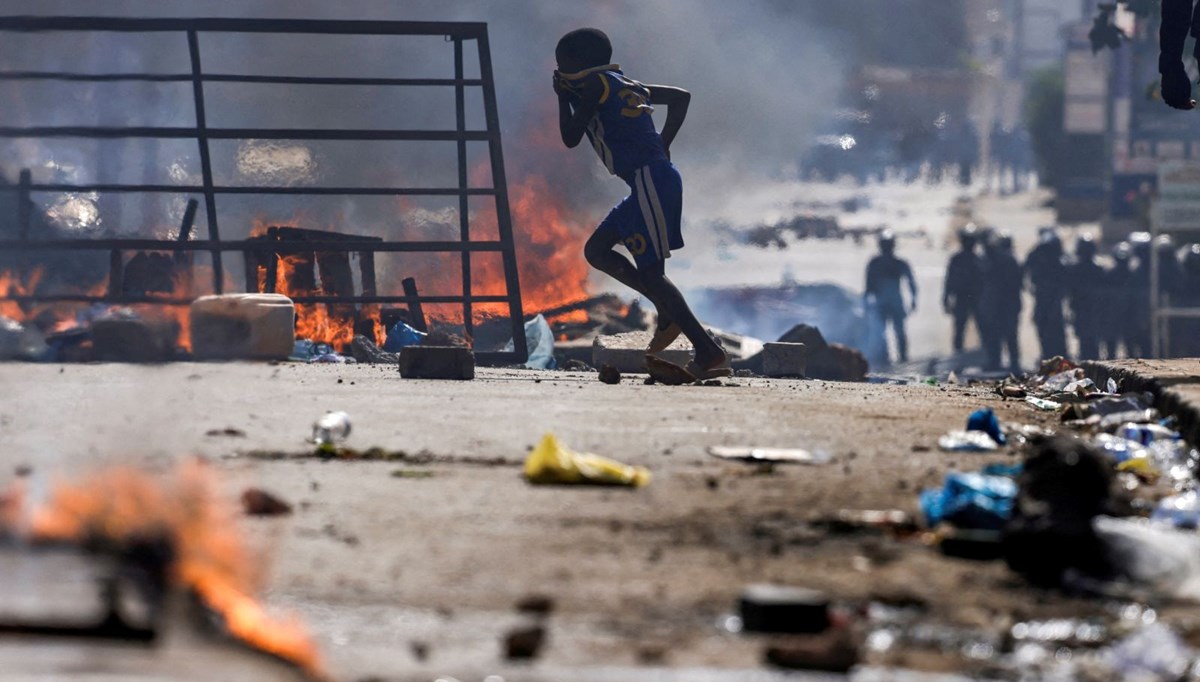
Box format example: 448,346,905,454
0,460,325,680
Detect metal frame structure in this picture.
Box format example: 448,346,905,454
0,16,527,363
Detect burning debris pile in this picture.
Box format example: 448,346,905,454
0,460,324,680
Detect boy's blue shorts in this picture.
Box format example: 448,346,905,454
600,160,684,269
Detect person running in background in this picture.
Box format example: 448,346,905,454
864,230,917,364
552,28,729,378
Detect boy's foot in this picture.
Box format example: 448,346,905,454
647,319,682,354
687,350,733,380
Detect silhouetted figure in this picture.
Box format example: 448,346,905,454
1024,228,1068,360
1176,245,1200,356
980,231,1022,372
1128,232,1154,357
1160,0,1200,110
1102,242,1135,359
864,230,918,364
943,224,984,354
1066,235,1107,360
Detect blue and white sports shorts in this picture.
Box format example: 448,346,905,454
600,160,684,269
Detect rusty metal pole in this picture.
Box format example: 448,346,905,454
476,28,527,363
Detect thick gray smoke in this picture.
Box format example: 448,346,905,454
0,1,847,312
0,1,843,217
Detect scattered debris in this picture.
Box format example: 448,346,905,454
311,411,352,450
764,627,859,673
1003,436,1119,588
937,430,1000,452
205,427,247,438
382,320,426,352
503,625,546,660
562,358,593,372
707,446,832,465
515,594,556,617
739,584,831,634
597,364,621,385
920,471,1017,530
1025,396,1062,411
643,354,696,386
348,334,397,364
966,408,1006,445
506,314,555,370
240,487,293,516
390,469,435,479
523,433,650,487
190,293,295,361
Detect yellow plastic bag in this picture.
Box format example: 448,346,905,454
1117,456,1160,482
524,433,651,487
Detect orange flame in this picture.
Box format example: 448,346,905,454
11,461,325,679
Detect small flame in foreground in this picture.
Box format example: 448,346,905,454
7,461,324,679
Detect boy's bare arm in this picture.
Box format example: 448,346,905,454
1160,0,1197,109
555,73,603,148
647,84,690,154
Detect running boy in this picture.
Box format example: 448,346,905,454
553,28,729,378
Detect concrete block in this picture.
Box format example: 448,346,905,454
762,342,806,378
92,316,176,363
593,331,691,374
398,345,474,380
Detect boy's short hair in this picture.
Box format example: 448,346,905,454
556,28,612,69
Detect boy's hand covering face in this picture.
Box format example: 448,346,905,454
1162,65,1196,110
553,71,577,99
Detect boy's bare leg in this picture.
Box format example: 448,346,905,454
585,226,681,351
638,265,726,370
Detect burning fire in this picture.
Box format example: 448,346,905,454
0,264,194,352
4,461,325,679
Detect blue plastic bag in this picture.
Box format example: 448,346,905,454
383,321,427,352
966,408,1006,445
920,472,1017,530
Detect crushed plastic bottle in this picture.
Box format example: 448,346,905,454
1118,423,1180,446
1025,396,1062,411
312,411,352,449
1093,433,1151,463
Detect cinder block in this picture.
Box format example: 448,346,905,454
593,331,691,374
762,342,807,378
92,316,176,363
398,345,474,380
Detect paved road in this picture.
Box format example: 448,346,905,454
0,362,1058,680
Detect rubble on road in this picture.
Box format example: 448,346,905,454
240,487,293,516
738,324,868,382
707,446,832,465
398,345,474,380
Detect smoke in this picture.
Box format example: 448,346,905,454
0,0,845,219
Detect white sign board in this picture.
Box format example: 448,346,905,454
1155,162,1200,231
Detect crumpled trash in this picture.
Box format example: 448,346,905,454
312,411,351,449
1151,491,1200,529
1101,623,1194,682
938,430,1000,452
1042,368,1085,393
919,472,1017,530
966,408,1006,445
1117,423,1179,445
0,316,48,360
524,432,650,487
1095,516,1200,601
382,321,426,352
707,446,832,465
1003,437,1117,587
1025,396,1061,411
1106,377,1119,394
1093,433,1151,463
290,339,356,364
505,314,556,370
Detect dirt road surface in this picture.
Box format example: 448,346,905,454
0,362,1091,681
